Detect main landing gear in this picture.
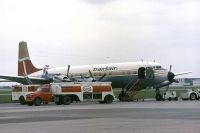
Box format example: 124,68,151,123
155,88,164,101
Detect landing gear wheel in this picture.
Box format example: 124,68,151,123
155,94,163,101
63,96,71,105
19,96,26,105
34,97,42,106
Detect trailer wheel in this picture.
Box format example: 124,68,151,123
104,95,114,104
19,96,26,105
34,97,42,106
63,96,71,105
190,93,197,100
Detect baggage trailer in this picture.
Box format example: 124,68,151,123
52,82,114,105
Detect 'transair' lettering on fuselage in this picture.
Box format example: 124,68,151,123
93,66,118,71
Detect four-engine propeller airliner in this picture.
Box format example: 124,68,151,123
0,41,191,101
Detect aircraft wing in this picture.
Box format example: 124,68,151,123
0,75,50,85
0,79,12,82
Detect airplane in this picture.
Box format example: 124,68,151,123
0,41,191,101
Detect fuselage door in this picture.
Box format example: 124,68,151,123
146,67,154,80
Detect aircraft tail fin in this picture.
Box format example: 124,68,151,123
18,41,41,76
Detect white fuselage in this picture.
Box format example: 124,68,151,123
29,61,169,88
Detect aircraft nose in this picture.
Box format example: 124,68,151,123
168,71,175,82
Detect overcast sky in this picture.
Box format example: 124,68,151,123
0,0,199,78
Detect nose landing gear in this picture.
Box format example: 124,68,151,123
155,89,164,101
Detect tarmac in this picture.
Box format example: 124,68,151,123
0,100,200,133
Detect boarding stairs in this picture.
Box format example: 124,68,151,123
119,79,145,101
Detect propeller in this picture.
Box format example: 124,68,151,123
167,65,179,83
155,65,191,89
89,70,106,82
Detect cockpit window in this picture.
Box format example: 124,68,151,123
156,66,162,69
153,66,163,69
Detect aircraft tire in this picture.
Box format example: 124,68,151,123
155,94,163,101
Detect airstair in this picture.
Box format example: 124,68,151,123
118,79,145,101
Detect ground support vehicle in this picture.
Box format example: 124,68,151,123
26,84,53,106
181,89,200,100
12,85,39,104
51,82,114,105
162,91,178,101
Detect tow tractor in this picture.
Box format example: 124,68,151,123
26,84,53,106
181,89,200,100
163,91,178,101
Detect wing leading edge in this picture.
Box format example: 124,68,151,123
0,75,50,85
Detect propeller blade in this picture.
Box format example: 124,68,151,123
175,72,192,76
169,65,172,72
67,65,70,77
89,70,94,79
98,73,106,81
